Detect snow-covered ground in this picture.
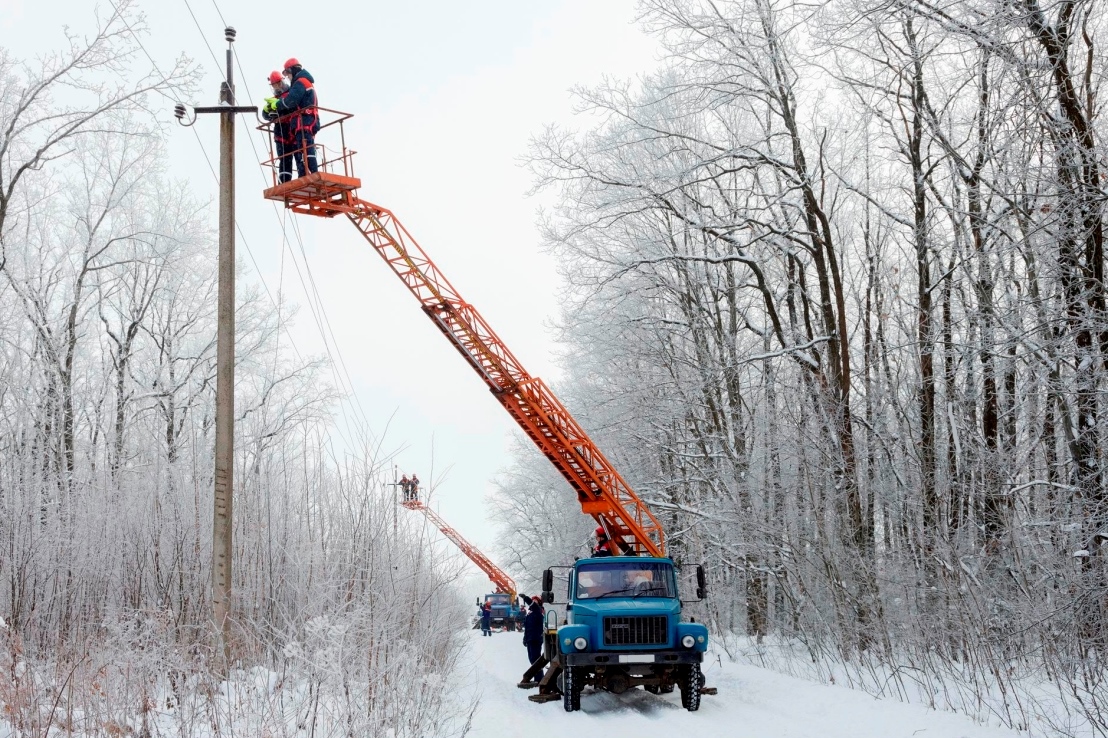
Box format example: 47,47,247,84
462,630,1026,738
0,626,1039,737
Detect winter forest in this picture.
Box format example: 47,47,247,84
1,0,1107,736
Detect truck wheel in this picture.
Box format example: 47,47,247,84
562,667,581,712
680,664,701,712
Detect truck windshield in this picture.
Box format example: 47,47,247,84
486,595,509,605
575,561,675,599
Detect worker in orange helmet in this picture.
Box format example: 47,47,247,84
592,525,613,557
480,601,492,636
262,70,294,183
272,57,319,179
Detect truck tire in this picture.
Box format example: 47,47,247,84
562,667,581,712
679,664,701,712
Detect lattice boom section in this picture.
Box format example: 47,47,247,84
497,378,665,556
348,200,665,557
408,501,517,595
426,302,526,393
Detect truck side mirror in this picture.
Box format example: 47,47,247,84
696,564,707,599
542,568,554,602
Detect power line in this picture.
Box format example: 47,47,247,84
208,0,229,27
104,0,180,104
286,211,376,429
180,0,227,82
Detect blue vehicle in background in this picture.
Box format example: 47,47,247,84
477,592,522,631
537,556,710,712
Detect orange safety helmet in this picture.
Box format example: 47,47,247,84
267,70,283,85
595,526,606,537
283,57,300,73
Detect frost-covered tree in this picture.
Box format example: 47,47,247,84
0,6,474,736
517,0,1108,732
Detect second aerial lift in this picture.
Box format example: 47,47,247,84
402,495,522,630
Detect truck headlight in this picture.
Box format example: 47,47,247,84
573,636,588,651
681,635,696,648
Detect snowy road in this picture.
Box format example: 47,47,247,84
461,630,1025,738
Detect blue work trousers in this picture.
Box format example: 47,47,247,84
526,641,542,679
275,138,293,183
292,129,318,178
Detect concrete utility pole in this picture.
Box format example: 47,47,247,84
175,27,256,664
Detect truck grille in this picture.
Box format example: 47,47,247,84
603,615,667,646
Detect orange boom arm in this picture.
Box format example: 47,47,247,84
260,111,665,556
403,499,516,596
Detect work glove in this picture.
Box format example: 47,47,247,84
263,97,278,114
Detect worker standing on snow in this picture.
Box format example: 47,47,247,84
480,602,492,636
273,58,319,179
262,71,293,183
522,596,544,680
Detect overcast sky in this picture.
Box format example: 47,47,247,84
1,0,659,584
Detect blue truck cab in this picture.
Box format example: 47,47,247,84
542,556,708,712
477,592,521,631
